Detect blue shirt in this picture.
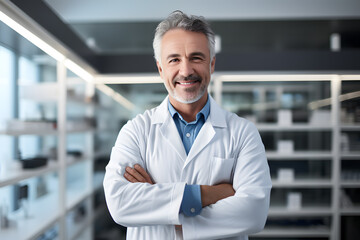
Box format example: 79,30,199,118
168,97,210,217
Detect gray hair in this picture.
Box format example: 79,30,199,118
153,11,215,65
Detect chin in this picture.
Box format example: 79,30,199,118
172,92,205,104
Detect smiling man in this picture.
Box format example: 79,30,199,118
103,11,272,240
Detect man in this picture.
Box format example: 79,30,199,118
103,11,271,240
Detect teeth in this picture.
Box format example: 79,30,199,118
178,81,195,85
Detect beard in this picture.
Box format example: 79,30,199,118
165,74,207,104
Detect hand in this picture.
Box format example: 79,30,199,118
124,164,154,184
200,183,235,207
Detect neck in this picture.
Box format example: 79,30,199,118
169,94,208,122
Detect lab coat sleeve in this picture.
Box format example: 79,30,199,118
103,119,186,227
181,121,272,240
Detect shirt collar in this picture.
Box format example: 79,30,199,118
168,95,210,123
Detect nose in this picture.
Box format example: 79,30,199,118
179,60,194,77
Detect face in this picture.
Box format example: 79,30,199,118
156,29,215,104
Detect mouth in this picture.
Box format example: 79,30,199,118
174,75,202,87
176,80,200,86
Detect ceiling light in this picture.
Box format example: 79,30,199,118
64,59,94,83
0,10,65,62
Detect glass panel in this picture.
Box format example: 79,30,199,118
261,131,332,151
221,81,331,124
341,80,360,124
0,45,15,170
270,188,331,207
269,160,331,180
341,216,360,240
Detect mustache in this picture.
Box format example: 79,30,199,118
173,74,202,83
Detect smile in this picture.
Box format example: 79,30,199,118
176,80,199,86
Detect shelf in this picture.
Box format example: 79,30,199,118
341,124,360,131
251,227,331,237
66,156,92,167
0,160,59,188
268,207,332,216
341,181,360,188
66,125,95,134
19,82,58,102
341,207,360,215
69,204,107,240
266,151,332,160
257,124,332,132
272,179,333,188
0,128,57,136
0,193,60,240
66,172,104,212
341,152,360,159
0,124,94,136
66,184,92,212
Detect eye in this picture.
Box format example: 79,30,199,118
169,58,179,63
192,56,204,62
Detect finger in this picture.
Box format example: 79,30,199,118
125,167,146,182
134,164,154,184
124,172,138,183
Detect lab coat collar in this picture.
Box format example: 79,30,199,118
152,95,227,129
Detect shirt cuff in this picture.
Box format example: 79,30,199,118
180,184,202,217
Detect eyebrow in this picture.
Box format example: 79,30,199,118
166,52,206,60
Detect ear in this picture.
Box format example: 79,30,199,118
156,61,163,78
210,57,216,74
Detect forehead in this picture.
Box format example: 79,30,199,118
161,29,209,57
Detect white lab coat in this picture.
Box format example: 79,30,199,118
103,96,272,240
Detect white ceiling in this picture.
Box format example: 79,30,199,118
44,0,360,23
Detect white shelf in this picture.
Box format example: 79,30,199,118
266,151,332,160
341,124,360,131
341,180,360,188
341,152,360,159
0,128,57,136
251,227,331,237
268,207,332,216
66,156,92,167
272,179,333,188
257,124,332,132
69,204,107,240
341,207,360,215
66,184,92,212
0,193,60,240
0,124,94,136
19,82,58,102
67,125,94,134
66,172,104,212
0,160,59,188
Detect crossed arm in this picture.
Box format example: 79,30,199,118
124,164,235,208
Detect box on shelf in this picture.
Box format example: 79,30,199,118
277,140,294,154
309,110,331,125
287,192,302,210
278,168,295,182
277,110,292,126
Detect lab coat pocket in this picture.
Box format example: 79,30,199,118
209,157,235,185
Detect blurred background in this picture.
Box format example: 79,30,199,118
0,0,360,239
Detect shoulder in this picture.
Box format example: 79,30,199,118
123,106,160,133
210,97,257,133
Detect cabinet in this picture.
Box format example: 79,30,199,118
210,75,360,240
0,60,116,240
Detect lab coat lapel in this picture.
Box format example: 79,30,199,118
185,119,215,166
185,96,227,167
153,97,187,160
